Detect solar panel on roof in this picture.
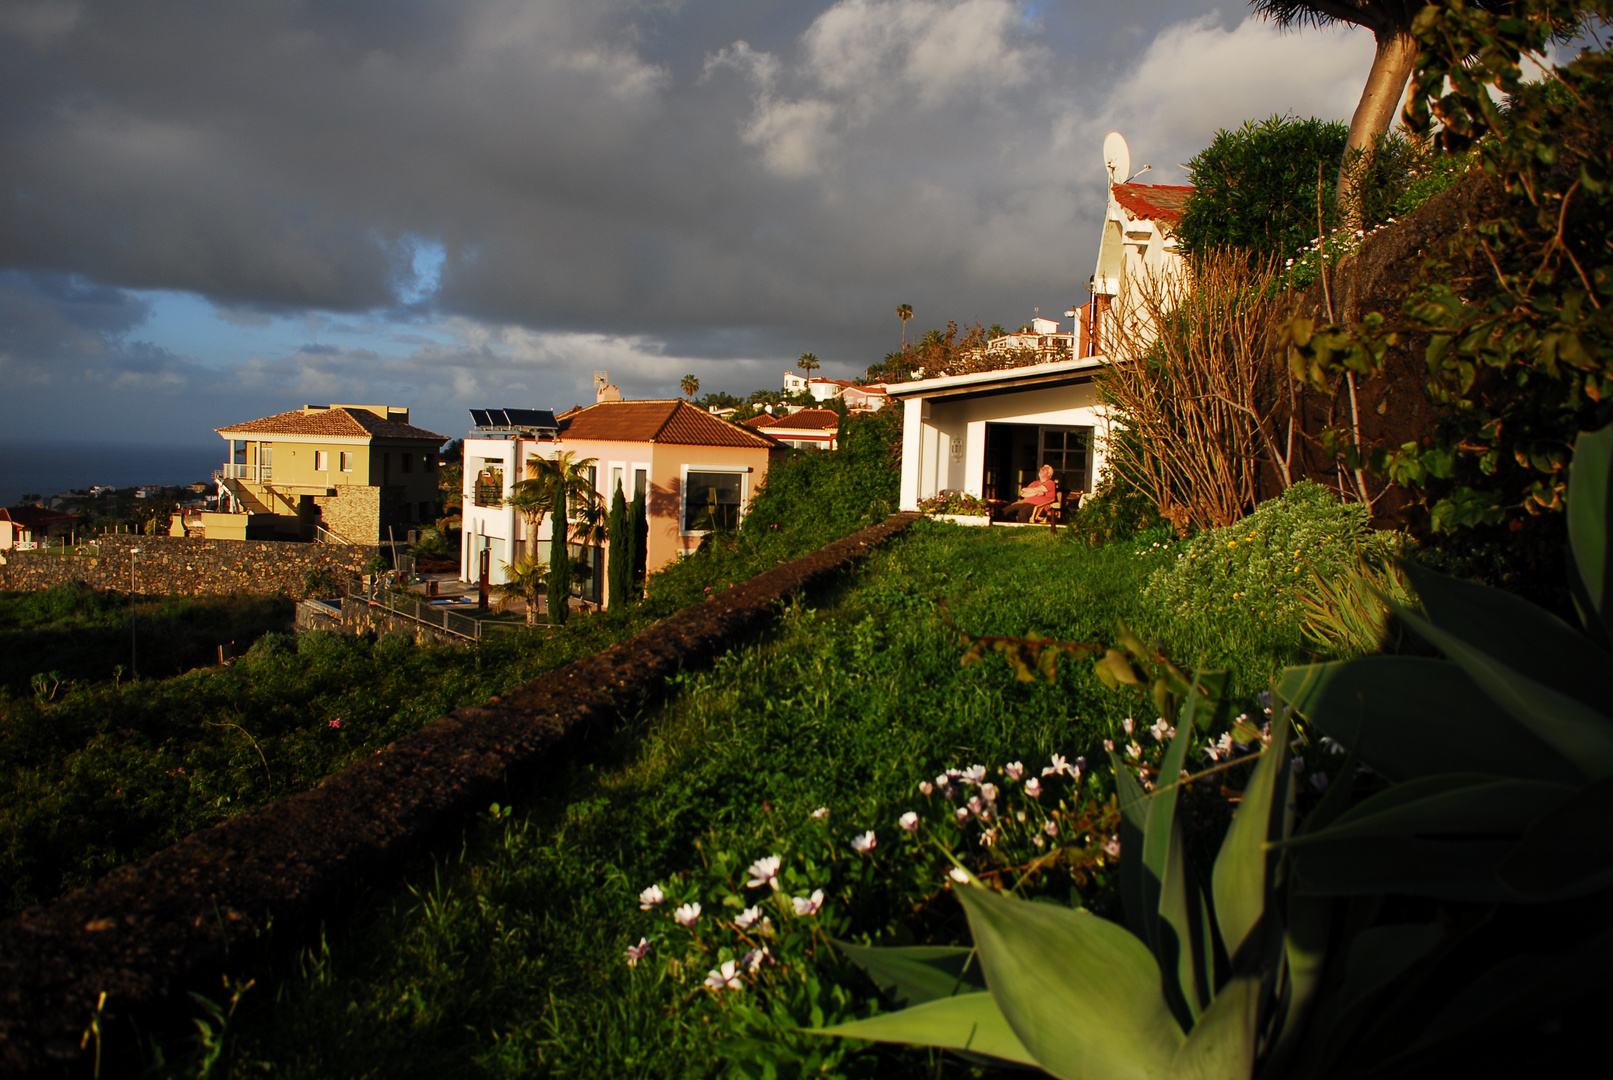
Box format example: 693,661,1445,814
470,407,559,431
470,409,492,427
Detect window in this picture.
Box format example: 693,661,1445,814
1040,427,1092,494
340,452,354,472
402,452,414,473
633,468,647,497
683,469,745,533
314,450,329,471
419,501,432,523
611,466,624,497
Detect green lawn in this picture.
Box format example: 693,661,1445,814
164,521,1320,1079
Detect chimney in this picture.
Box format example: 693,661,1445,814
596,383,621,403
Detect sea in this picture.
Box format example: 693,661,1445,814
0,440,221,506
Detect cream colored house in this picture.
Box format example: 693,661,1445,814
461,396,780,606
193,405,447,543
1090,131,1192,351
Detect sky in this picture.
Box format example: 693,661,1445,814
0,0,1383,447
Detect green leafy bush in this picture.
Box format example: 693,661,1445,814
1140,481,1402,625
1067,476,1163,546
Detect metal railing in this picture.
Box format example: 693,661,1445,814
221,463,258,480
345,576,520,641
313,522,359,546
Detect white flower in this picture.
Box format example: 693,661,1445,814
1033,835,1046,848
954,806,969,822
934,773,950,790
793,890,824,916
918,780,933,796
1043,753,1072,777
745,855,782,890
741,947,771,974
1044,819,1059,837
1024,777,1042,798
850,830,877,854
1150,719,1174,742
1125,742,1142,759
1004,761,1024,781
967,796,983,816
1310,772,1330,792
624,937,651,967
734,906,762,930
980,783,998,803
1103,739,1115,752
638,885,664,910
1217,733,1235,755
948,866,971,883
704,960,744,991
898,811,920,834
674,902,701,928
1103,836,1121,857
961,764,987,786
1202,744,1221,762
1122,718,1135,735
810,807,830,820
979,828,999,847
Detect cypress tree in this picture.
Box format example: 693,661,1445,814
606,480,628,610
627,484,646,594
546,480,571,626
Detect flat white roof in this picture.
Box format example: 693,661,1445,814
884,355,1109,399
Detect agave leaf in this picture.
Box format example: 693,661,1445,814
957,885,1185,1080
1211,712,1291,963
1391,604,1613,780
1278,658,1584,785
1399,561,1613,718
807,987,1037,1067
1168,975,1260,1080
1145,685,1210,1023
1567,422,1613,644
1394,922,1613,1058
1497,772,1613,897
1298,922,1445,1067
830,941,984,1007
1113,750,1154,945
1278,774,1575,849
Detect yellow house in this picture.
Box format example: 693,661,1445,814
193,404,447,543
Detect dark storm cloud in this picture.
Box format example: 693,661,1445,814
0,0,1376,416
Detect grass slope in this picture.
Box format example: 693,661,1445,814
167,522,1315,1079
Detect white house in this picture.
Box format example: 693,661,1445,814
1091,131,1192,349
892,356,1109,511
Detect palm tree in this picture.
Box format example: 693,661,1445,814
1249,0,1503,209
896,304,913,349
681,374,700,400
797,352,820,380
503,456,555,553
497,553,548,626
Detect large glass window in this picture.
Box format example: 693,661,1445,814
474,466,503,507
684,471,743,532
1040,427,1092,494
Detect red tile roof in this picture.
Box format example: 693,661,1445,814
1111,182,1194,225
746,408,841,432
559,400,776,448
217,407,446,442
1,506,79,529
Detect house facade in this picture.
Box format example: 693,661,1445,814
891,357,1109,512
0,505,80,550
743,407,841,450
460,397,779,605
1091,131,1191,352
201,405,447,543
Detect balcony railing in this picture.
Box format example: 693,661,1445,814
221,463,258,481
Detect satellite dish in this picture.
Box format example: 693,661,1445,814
1103,131,1130,185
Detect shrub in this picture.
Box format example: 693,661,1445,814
1068,476,1165,546
1140,481,1401,626
916,491,988,515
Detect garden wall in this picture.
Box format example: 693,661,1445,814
0,513,922,1077
0,535,380,598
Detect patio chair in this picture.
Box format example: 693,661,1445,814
1029,490,1083,531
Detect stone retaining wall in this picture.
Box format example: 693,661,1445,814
0,514,921,1076
0,535,380,598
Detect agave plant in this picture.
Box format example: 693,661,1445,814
812,425,1613,1076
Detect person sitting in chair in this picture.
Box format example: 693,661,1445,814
1002,465,1057,522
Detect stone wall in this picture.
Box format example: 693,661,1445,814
0,535,380,598
313,485,382,544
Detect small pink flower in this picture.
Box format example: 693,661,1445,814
918,780,933,796
1103,739,1115,752
1103,836,1121,857
745,855,782,890
1126,742,1142,759
1024,777,1042,798
850,830,876,854
741,946,771,974
1004,761,1024,781
898,812,920,834
624,938,651,967
978,828,999,847
948,866,970,884
704,960,744,991
792,889,824,916
954,806,969,822
1044,820,1059,838
638,885,664,910
1033,835,1045,848
810,807,830,820
980,783,998,803
328,719,342,729
735,906,762,929
674,902,701,927
1122,718,1135,734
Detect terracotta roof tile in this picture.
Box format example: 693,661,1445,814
216,408,446,442
558,400,775,448
1112,182,1194,226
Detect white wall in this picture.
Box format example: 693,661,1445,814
897,382,1109,510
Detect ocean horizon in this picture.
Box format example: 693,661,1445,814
0,440,221,507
